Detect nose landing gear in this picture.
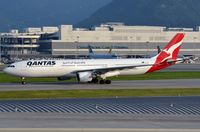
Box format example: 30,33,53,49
21,77,26,85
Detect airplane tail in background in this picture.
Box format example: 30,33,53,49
157,46,161,54
108,47,112,54
148,33,185,73
88,45,94,55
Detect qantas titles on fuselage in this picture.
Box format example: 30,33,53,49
3,33,185,84
26,61,87,67
27,61,56,67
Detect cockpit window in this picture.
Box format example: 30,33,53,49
7,65,15,68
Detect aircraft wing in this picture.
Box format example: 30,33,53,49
74,63,158,74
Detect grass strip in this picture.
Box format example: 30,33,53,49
0,88,200,99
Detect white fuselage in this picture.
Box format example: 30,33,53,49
3,33,185,82
3,58,156,78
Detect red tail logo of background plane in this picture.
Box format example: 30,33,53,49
147,33,185,73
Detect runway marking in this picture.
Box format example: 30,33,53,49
0,97,200,116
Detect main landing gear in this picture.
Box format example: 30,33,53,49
89,78,111,84
21,77,26,85
99,79,111,84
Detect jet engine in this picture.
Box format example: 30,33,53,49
77,71,93,82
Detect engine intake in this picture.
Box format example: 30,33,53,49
77,71,93,82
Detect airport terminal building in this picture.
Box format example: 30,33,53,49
0,27,58,62
1,23,200,61
40,23,200,58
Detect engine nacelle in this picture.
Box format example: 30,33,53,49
77,71,93,82
57,76,72,81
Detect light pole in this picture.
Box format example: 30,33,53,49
146,41,150,58
75,36,79,59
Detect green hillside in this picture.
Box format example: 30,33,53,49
78,0,200,28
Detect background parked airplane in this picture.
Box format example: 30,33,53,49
88,45,118,59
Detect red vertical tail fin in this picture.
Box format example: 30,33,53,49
147,33,185,73
154,33,185,63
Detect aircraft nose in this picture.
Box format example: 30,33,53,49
3,67,12,74
3,67,9,73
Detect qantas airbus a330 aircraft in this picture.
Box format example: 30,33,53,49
3,33,185,85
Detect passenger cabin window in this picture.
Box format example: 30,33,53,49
7,65,15,68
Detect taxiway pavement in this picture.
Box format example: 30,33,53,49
0,79,200,91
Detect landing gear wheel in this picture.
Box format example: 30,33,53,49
22,81,26,85
92,78,99,84
105,80,111,84
99,80,105,84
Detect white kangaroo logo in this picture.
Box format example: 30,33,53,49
161,40,183,62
